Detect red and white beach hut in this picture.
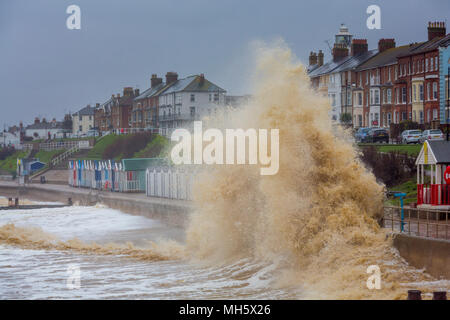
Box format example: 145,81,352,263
416,140,450,208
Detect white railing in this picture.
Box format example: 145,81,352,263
51,146,79,166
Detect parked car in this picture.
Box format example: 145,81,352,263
86,129,99,137
367,128,389,143
419,129,444,143
401,130,422,144
355,127,371,142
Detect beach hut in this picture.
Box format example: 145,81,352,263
121,158,167,192
415,140,450,208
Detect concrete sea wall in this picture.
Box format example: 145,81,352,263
0,182,192,227
393,233,450,279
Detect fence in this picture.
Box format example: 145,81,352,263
23,140,91,151
145,167,194,200
417,184,450,206
68,160,143,193
382,206,450,240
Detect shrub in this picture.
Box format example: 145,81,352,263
102,132,157,160
361,146,416,187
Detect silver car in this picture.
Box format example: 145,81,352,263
419,129,444,143
401,130,422,144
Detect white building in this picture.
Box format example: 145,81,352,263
158,73,226,137
0,132,20,148
25,119,66,140
72,105,95,135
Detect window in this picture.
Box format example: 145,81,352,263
433,82,438,100
79,125,82,132
427,83,431,101
419,84,424,101
395,66,398,80
79,115,82,121
190,94,195,102
330,94,336,106
413,110,416,122
190,107,195,116
209,94,212,102
434,57,438,71
402,87,406,103
214,93,219,102
374,89,380,105
387,113,391,125
433,109,438,120
427,110,431,123
358,92,362,105
425,59,428,72
419,111,423,124
387,89,392,103
412,62,415,74
413,85,417,102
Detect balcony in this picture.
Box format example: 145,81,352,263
159,113,201,121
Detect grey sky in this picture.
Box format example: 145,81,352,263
1,0,448,129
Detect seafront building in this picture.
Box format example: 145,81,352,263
308,22,449,128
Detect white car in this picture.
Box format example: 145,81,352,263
401,130,422,144
419,129,444,143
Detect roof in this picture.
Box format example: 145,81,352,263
25,122,64,130
121,158,168,171
356,44,423,71
73,105,95,116
308,56,352,77
134,82,166,100
160,75,226,95
416,140,450,165
399,34,450,57
428,140,450,163
331,49,378,73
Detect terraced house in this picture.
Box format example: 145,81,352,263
309,21,449,129
395,22,449,126
131,73,167,132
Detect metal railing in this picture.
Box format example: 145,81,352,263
382,206,450,240
51,146,79,166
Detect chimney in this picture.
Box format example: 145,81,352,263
52,118,56,123
112,94,115,98
378,39,396,53
95,103,100,108
317,50,324,66
123,87,133,96
34,117,40,124
351,39,368,56
199,73,205,86
151,74,163,88
428,21,446,41
135,89,140,96
116,93,120,99
332,43,349,62
165,72,178,85
42,117,47,123
309,51,318,66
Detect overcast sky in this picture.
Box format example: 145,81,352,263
1,0,448,129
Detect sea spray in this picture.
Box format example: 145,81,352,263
184,41,435,299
